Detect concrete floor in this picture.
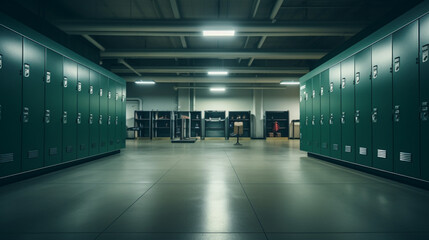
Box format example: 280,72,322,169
1,139,429,240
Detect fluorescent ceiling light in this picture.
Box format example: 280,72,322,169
208,71,229,76
203,30,235,37
280,81,300,85
135,80,155,84
210,87,226,92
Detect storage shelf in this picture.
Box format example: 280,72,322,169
206,127,225,130
154,119,170,121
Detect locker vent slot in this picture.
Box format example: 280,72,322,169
91,143,97,148
49,148,58,156
377,149,387,159
399,152,412,162
0,153,14,163
80,144,86,150
66,146,74,153
359,147,367,156
332,144,339,151
321,142,328,149
345,145,352,153
28,150,39,159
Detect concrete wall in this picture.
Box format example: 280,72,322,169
126,82,177,111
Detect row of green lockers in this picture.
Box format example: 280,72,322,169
0,26,126,178
300,15,429,181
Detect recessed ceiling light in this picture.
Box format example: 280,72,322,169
280,81,300,85
135,80,155,84
208,71,229,76
210,87,226,92
203,30,235,37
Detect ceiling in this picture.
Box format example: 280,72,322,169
14,0,422,84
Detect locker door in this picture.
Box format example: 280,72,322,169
305,79,313,152
22,39,45,171
329,64,341,159
320,69,330,156
89,70,100,155
340,57,355,163
121,84,127,148
371,36,393,171
99,75,109,153
77,65,90,158
44,49,63,166
393,21,420,177
115,82,122,149
0,27,22,177
108,79,116,151
62,58,77,162
312,75,321,154
299,82,306,151
354,48,372,166
420,14,429,181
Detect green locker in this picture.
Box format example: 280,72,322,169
320,70,330,156
121,84,126,148
22,39,45,171
420,14,429,181
0,27,22,177
99,75,109,153
312,75,321,154
340,57,355,163
89,70,100,155
354,48,372,166
44,49,63,166
115,82,122,149
62,58,77,162
371,36,393,171
108,78,116,151
392,21,420,177
305,79,313,151
77,65,90,158
299,83,306,151
329,64,341,159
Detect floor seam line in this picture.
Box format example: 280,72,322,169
94,158,183,240
224,150,269,240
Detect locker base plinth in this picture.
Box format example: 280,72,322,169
307,152,429,190
0,150,120,186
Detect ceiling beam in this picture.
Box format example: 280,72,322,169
170,0,188,48
125,76,299,83
117,58,141,77
82,34,105,51
100,50,327,60
56,21,363,37
248,35,267,66
270,0,284,22
110,66,309,74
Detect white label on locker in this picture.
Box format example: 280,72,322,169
320,87,324,96
63,77,68,88
89,86,94,95
330,82,334,92
100,88,103,96
423,45,429,63
377,149,387,159
394,57,400,72
46,72,51,83
24,64,30,77
0,54,3,69
345,145,352,153
355,72,360,85
77,82,82,92
359,147,367,156
373,65,378,79
341,78,346,88
108,91,111,99
399,152,412,162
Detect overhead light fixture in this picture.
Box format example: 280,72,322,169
203,30,235,37
135,80,155,85
280,81,300,85
208,71,229,76
210,87,226,92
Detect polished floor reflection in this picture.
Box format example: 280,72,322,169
1,140,429,240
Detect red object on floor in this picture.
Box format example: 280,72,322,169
273,121,279,133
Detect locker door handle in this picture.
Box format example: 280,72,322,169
63,111,68,124
372,110,378,123
0,54,3,69
63,77,68,88
373,65,378,79
122,95,125,102
46,72,51,84
341,78,346,89
422,45,429,63
89,114,93,125
100,88,103,96
116,93,119,101
341,113,345,124
115,116,119,125
320,115,324,125
77,113,82,124
355,72,360,85
0,104,2,121
421,102,428,121
355,111,360,124
89,86,94,95
24,64,30,78
305,117,308,126
394,105,400,122
77,82,82,92
23,107,29,123
108,91,112,99
99,115,103,125
45,110,50,124
394,57,400,72
108,116,111,125
329,115,334,125
329,82,334,92
311,116,315,125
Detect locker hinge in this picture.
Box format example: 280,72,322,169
46,72,51,84
45,110,50,124
23,107,29,123
421,102,428,121
394,105,400,122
